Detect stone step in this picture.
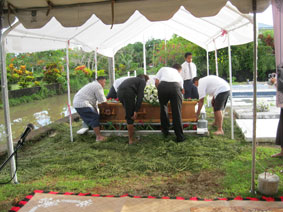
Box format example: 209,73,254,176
236,119,279,142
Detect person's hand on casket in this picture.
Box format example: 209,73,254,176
131,112,137,120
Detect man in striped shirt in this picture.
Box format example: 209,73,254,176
73,76,107,141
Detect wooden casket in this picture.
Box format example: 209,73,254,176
99,101,198,123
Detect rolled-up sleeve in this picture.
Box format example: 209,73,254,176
155,69,162,80
96,87,107,103
198,84,206,99
178,76,184,89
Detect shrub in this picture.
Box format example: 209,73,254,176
43,63,65,84
7,64,35,89
74,65,93,79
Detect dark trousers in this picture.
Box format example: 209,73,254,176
157,81,184,141
183,79,193,99
117,90,135,124
106,86,117,99
276,108,283,147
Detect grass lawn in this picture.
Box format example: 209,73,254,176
0,109,282,211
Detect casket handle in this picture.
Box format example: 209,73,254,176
104,109,112,116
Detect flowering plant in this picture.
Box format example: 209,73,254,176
257,100,270,112
107,98,119,103
43,63,64,84
143,85,159,105
74,65,93,77
7,64,35,88
184,98,198,101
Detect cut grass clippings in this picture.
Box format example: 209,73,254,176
0,109,282,211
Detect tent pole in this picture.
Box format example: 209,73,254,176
0,15,18,183
112,55,115,81
164,39,167,66
108,57,114,87
213,40,219,76
94,48,98,80
206,50,210,76
251,0,258,194
227,33,234,140
66,41,73,142
143,39,147,75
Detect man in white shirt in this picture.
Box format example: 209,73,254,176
181,52,197,99
155,64,185,142
194,75,230,135
73,76,108,141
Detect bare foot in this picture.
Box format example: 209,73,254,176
96,136,107,142
129,139,138,145
271,152,283,158
213,130,224,135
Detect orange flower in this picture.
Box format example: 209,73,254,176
20,65,26,71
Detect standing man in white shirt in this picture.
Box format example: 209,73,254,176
155,64,185,143
73,76,108,141
194,75,230,135
181,52,197,99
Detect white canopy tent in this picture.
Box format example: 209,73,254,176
2,2,255,141
1,0,270,28
0,0,271,193
4,3,254,56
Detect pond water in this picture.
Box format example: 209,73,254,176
0,94,76,150
232,83,275,90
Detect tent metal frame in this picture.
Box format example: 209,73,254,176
0,20,19,183
251,0,258,194
0,0,262,191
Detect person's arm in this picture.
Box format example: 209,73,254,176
96,86,107,103
193,63,197,78
155,69,161,88
196,98,204,119
135,80,146,112
211,96,215,107
155,79,160,88
178,76,184,94
180,63,186,80
270,77,277,86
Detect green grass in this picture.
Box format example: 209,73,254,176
0,110,282,211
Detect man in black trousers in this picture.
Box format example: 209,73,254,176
155,64,185,142
181,52,197,99
117,74,149,144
